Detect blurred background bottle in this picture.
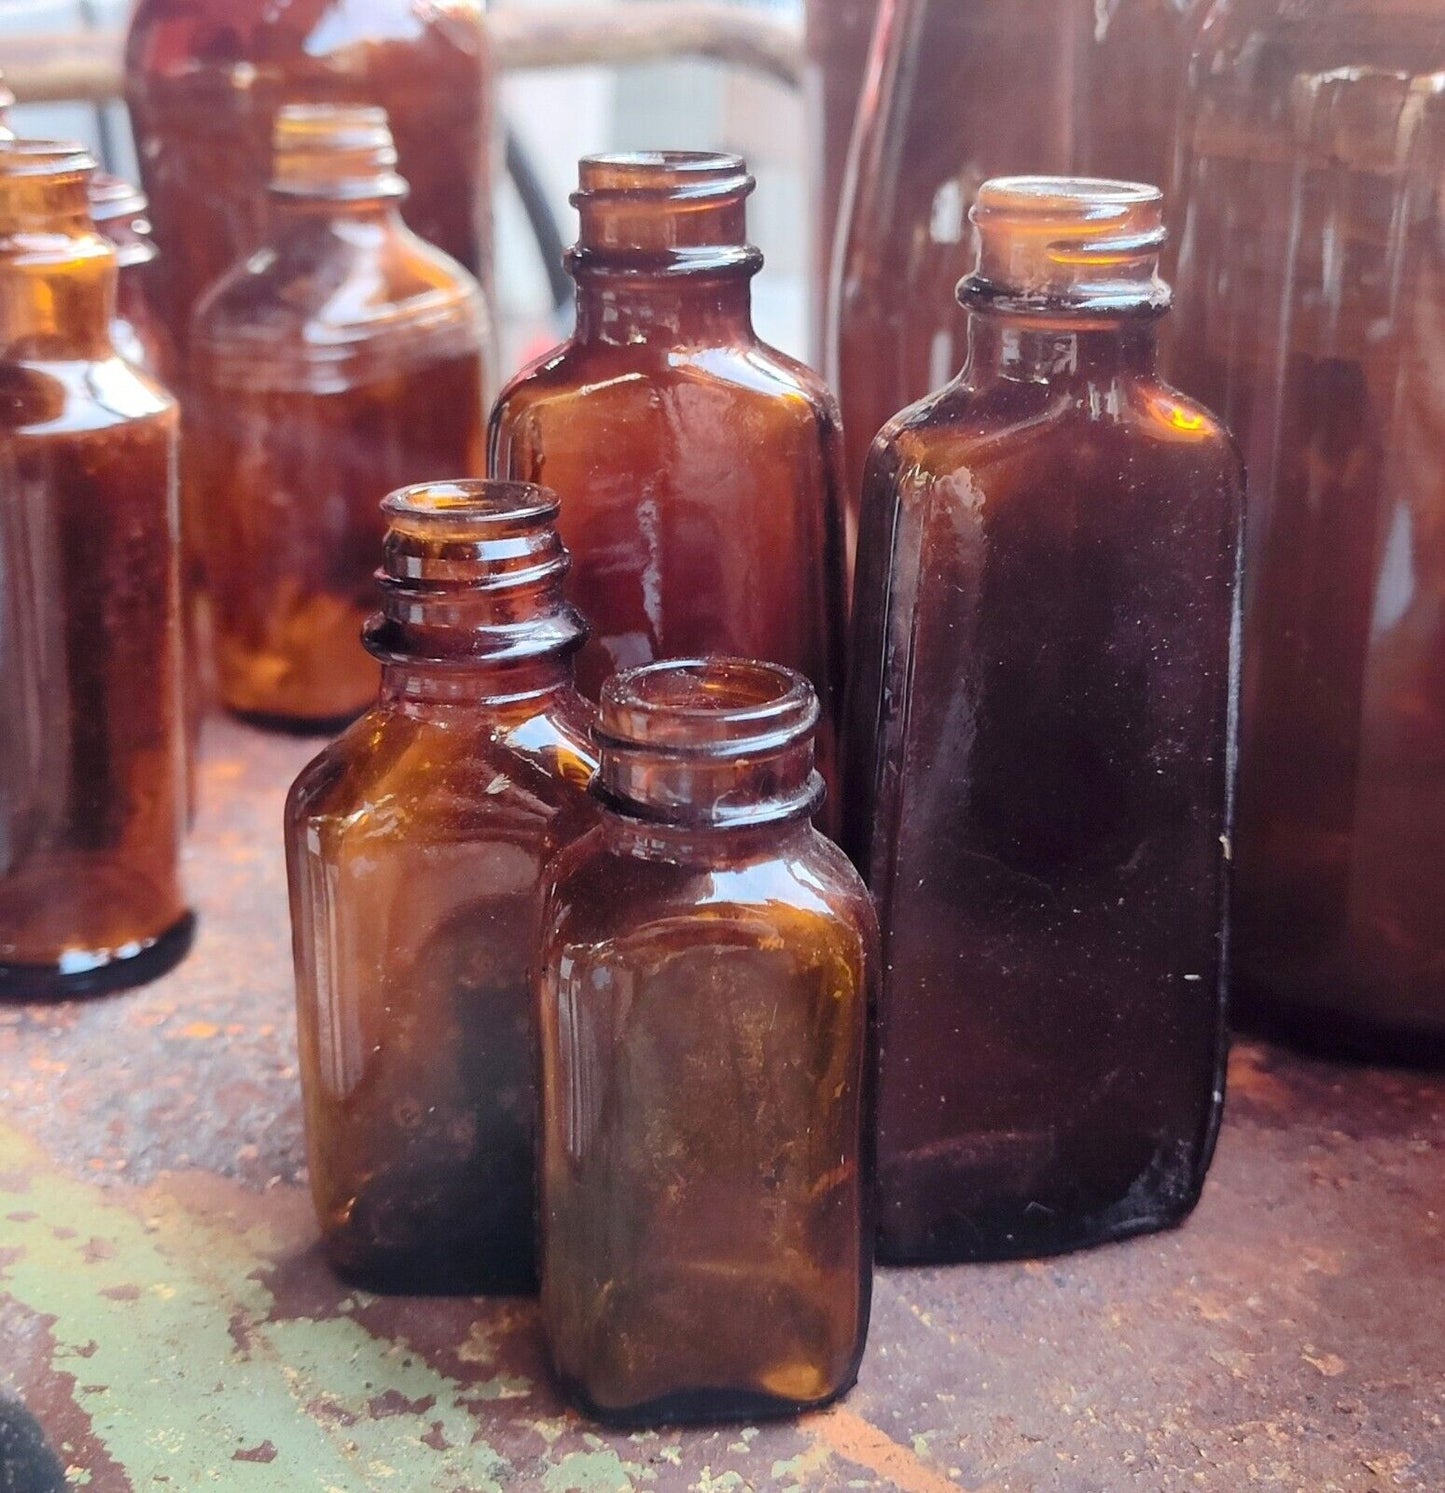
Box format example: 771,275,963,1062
1171,0,1445,1060
124,0,495,363
187,105,490,730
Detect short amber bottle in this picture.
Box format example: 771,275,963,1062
189,105,490,730
489,154,849,806
0,141,191,996
538,657,876,1425
88,173,175,389
285,480,598,1294
845,179,1243,1262
124,0,494,362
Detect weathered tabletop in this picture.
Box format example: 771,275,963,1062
1,718,1441,1493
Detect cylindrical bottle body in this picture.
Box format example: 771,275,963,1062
1170,0,1445,1058
846,176,1242,1259
124,0,494,360
188,353,486,725
831,0,1209,504
285,481,598,1291
1,331,190,992
537,659,875,1423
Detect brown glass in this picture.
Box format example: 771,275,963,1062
188,105,489,729
1171,0,1445,1062
845,179,1243,1262
124,0,494,362
0,142,191,997
285,480,598,1293
830,0,1211,510
88,174,176,389
489,153,849,814
805,0,880,357
538,658,876,1425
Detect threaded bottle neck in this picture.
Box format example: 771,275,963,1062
364,481,587,700
89,173,157,270
597,658,824,831
961,176,1170,318
269,104,407,204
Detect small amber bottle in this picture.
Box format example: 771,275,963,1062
0,141,191,996
189,104,490,730
845,178,1243,1262
88,173,175,389
489,153,849,807
538,657,876,1425
125,0,495,363
286,480,598,1293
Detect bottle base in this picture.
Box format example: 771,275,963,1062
327,1246,537,1299
551,1368,860,1430
0,911,196,1001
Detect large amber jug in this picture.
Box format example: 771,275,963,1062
1172,0,1445,1061
125,0,493,361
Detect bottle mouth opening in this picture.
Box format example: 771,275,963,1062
573,151,754,206
599,657,820,758
0,139,96,181
382,480,560,530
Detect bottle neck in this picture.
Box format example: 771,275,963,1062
573,271,756,348
379,655,579,716
963,310,1160,389
600,810,809,867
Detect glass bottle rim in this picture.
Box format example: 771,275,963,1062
382,479,559,530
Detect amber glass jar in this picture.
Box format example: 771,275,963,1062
845,178,1243,1262
1172,0,1445,1061
538,658,875,1425
188,105,489,730
805,0,879,352
489,154,848,806
0,142,191,997
285,480,597,1293
124,0,493,361
831,0,1211,507
88,174,175,389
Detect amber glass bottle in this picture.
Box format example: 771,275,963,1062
0,142,191,997
1172,0,1445,1061
88,174,175,389
489,154,848,805
538,658,876,1425
845,178,1243,1262
188,105,489,730
124,0,493,361
286,480,597,1293
831,0,1211,506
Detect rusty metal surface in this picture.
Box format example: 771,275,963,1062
0,715,1441,1492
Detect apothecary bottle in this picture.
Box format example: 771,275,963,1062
489,153,849,808
845,178,1243,1262
0,142,191,996
124,0,494,361
89,174,175,389
1171,0,1445,1061
286,480,598,1293
830,0,1211,507
538,658,875,1424
189,105,489,729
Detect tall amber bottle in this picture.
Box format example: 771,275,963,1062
538,658,876,1424
830,0,1211,508
188,105,489,729
0,142,191,996
846,179,1243,1262
286,480,597,1293
124,0,493,361
1172,0,1445,1061
489,154,848,804
89,174,175,389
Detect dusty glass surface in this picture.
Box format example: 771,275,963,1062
845,178,1243,1261
0,142,190,996
286,480,598,1293
538,658,875,1424
1171,0,1445,1060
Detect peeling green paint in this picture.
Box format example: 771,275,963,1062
0,1124,518,1491
542,1446,656,1493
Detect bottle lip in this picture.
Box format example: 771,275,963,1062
269,103,406,202
0,139,96,182
572,151,754,207
381,479,560,530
